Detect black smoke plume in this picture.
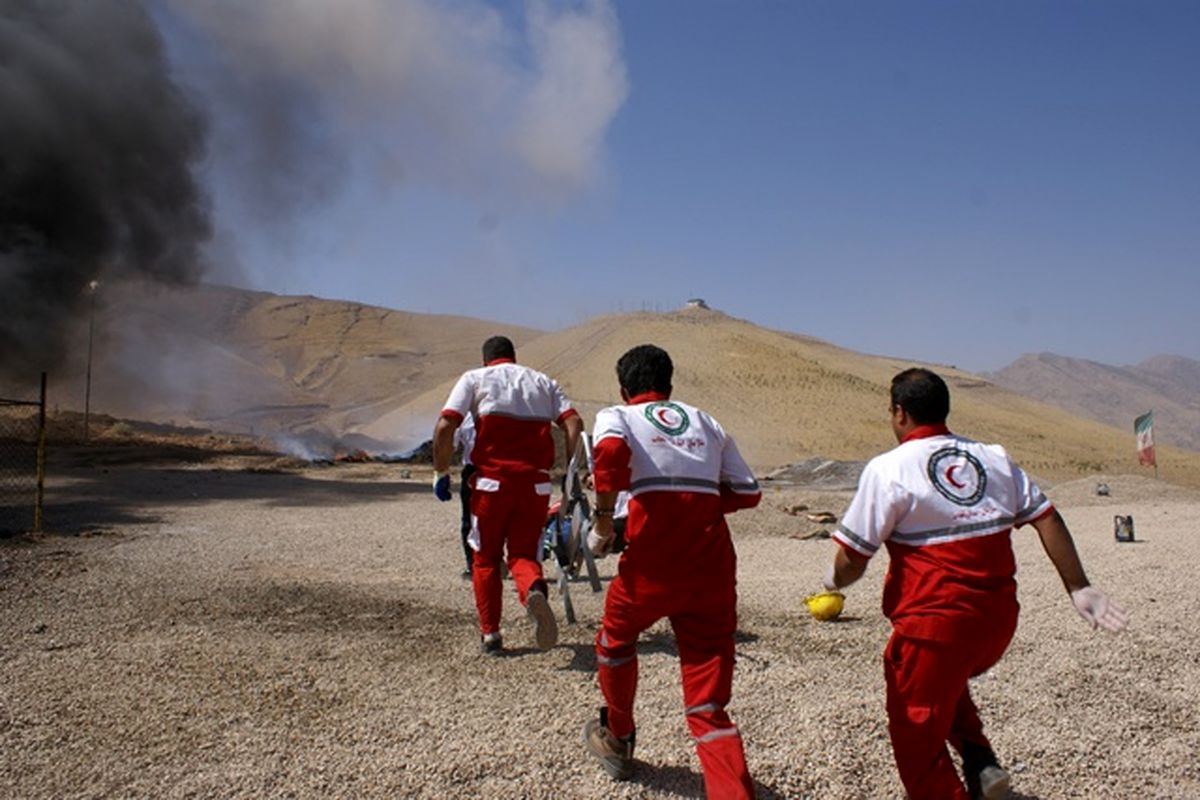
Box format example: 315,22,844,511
0,0,210,379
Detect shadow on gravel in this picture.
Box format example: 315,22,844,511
629,763,790,799
162,579,477,644
557,629,762,673
630,763,703,797
556,630,682,674
558,641,597,672
39,466,428,533
750,781,791,800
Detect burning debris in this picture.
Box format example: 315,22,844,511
272,429,432,466
328,441,433,466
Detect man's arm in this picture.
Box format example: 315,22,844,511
590,489,619,554
1031,509,1129,632
717,432,761,514
560,412,583,468
588,412,630,557
431,415,461,501
433,415,461,474
822,461,894,593
434,372,473,491
1031,509,1089,592
826,545,868,590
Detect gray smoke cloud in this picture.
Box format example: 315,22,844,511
1,0,627,436
166,0,628,220
0,0,211,379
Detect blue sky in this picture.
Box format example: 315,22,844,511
164,1,1199,372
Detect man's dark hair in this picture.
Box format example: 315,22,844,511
481,335,516,363
616,344,673,397
890,368,950,425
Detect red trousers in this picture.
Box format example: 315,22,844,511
595,531,753,800
468,475,550,635
883,617,1016,799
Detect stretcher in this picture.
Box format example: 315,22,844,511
541,434,603,623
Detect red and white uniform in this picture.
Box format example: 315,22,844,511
834,423,1053,799
592,392,760,800
441,358,579,635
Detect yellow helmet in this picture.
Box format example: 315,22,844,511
804,591,845,621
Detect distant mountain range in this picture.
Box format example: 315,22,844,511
988,353,1200,453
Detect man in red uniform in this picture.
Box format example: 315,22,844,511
583,344,761,799
824,368,1128,799
432,335,582,655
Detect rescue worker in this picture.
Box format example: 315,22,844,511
823,367,1128,799
432,335,583,655
453,414,476,579
583,344,761,798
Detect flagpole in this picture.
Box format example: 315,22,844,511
1151,419,1157,479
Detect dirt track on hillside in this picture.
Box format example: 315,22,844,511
2,462,1197,799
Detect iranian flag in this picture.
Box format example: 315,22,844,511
1134,411,1156,467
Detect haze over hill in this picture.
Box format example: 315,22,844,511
989,353,1200,453
27,283,1200,488
52,281,539,457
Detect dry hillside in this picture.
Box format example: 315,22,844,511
45,285,1200,488
990,352,1200,453
72,282,539,451
360,305,1200,488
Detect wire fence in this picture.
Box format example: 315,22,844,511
0,374,47,534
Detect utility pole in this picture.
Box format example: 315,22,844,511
84,279,100,442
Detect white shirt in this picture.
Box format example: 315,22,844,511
453,414,476,467
592,397,758,499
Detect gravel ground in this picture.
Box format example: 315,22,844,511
1,464,1197,799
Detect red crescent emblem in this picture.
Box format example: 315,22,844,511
656,408,672,425
945,464,966,489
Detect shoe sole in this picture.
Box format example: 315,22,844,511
582,720,633,781
980,766,1011,799
526,591,558,651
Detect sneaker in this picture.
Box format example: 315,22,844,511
962,740,1010,800
480,632,503,656
975,765,1011,800
583,708,635,780
525,589,558,651
461,569,473,581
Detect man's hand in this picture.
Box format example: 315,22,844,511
588,515,615,557
433,471,452,502
822,563,839,592
1070,586,1129,632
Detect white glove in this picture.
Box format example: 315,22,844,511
587,528,614,558
1070,586,1129,632
822,563,839,592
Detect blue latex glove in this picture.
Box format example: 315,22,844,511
433,471,452,502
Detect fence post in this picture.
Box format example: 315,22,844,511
35,372,47,532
